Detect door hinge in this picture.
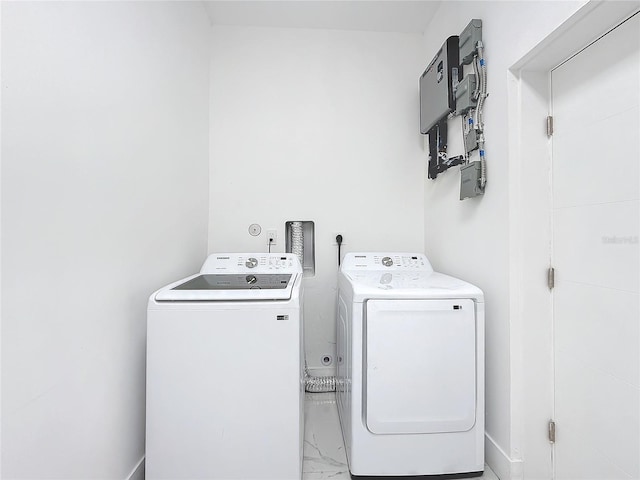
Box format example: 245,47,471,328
546,116,554,137
548,420,556,443
548,267,555,290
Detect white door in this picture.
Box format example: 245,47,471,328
551,13,639,479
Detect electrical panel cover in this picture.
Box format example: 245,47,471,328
459,19,483,65
419,36,460,134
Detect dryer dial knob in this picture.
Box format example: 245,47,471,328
246,275,257,285
245,257,258,268
382,256,393,267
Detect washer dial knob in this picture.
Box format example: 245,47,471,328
381,256,393,267
245,257,258,268
246,275,257,285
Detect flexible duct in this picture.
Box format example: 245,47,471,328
304,362,341,393
476,43,487,126
291,221,340,392
476,42,487,188
290,221,304,268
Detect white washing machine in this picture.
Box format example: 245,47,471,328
146,253,304,480
336,252,484,478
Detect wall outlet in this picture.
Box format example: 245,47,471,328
321,354,333,366
333,233,345,245
267,229,277,245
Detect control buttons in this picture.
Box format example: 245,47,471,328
246,275,257,285
245,257,258,268
381,256,393,267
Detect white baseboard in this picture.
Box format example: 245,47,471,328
485,433,523,480
126,457,145,480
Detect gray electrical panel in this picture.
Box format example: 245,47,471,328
455,74,477,114
459,19,482,65
464,127,478,153
419,18,487,200
419,36,460,134
460,161,484,200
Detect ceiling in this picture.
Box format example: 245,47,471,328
203,1,442,34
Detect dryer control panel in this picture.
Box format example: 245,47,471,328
341,253,433,272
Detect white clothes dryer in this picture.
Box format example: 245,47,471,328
146,253,304,480
336,252,484,479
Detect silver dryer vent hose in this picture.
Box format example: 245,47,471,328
291,221,304,268
304,363,341,393
292,221,340,393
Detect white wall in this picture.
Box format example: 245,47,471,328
208,25,425,371
1,2,210,478
420,1,586,478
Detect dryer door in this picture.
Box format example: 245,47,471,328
365,298,476,434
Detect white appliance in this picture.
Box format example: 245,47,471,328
336,252,484,478
146,253,304,480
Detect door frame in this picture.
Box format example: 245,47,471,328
507,2,640,479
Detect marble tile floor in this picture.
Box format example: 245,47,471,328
303,392,499,480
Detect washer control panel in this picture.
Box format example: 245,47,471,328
201,253,301,274
341,252,433,272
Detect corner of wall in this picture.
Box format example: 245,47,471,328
125,456,145,480
125,457,145,480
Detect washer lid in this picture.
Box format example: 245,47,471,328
155,273,298,301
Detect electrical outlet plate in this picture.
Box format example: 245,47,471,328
267,229,277,245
